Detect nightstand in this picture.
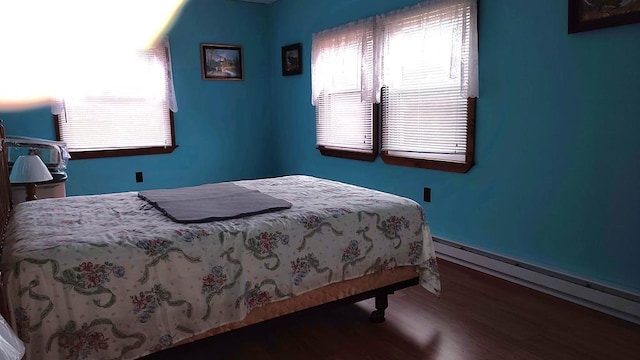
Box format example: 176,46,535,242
11,174,67,204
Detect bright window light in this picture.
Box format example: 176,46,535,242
0,0,186,111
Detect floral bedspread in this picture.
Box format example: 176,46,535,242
1,175,440,360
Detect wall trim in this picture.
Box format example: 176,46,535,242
433,237,640,325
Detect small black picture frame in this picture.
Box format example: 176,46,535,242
568,0,640,33
281,43,302,76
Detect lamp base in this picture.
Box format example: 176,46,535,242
25,183,38,201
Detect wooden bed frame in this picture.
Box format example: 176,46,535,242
0,121,421,357
0,122,11,266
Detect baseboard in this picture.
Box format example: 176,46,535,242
433,237,640,325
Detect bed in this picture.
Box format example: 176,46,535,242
0,122,441,360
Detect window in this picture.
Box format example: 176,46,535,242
312,19,377,161
379,0,478,172
311,0,478,172
54,39,178,159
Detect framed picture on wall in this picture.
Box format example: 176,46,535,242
281,43,302,76
201,43,244,80
568,0,640,33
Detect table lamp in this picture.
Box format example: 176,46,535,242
9,154,53,201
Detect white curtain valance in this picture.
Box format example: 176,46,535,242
161,38,179,113
374,0,478,102
51,38,178,115
311,18,375,106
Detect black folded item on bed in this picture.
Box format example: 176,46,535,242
138,183,292,223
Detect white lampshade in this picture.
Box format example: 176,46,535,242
9,155,53,184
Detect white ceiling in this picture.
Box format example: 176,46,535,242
235,0,278,3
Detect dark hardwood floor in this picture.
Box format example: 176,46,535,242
145,259,640,360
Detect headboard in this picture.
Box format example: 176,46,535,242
0,121,12,261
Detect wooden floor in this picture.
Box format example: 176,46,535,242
145,259,640,360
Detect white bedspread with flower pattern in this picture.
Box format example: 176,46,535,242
1,175,440,360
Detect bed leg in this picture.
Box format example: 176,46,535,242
369,293,388,323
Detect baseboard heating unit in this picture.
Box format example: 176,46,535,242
433,237,640,325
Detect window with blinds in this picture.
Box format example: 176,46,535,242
379,0,478,172
312,19,377,161
315,90,375,154
55,42,177,159
311,0,478,172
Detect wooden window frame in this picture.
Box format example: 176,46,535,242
54,112,178,160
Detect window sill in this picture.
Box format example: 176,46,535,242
318,146,377,162
380,152,473,173
69,145,179,160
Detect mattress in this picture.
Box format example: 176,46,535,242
0,175,440,360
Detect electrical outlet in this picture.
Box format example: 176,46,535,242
136,172,143,183
423,187,431,202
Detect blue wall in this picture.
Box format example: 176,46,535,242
1,0,639,294
269,0,640,293
1,0,276,195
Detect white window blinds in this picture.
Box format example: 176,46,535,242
312,19,375,153
379,0,478,163
58,98,171,152
55,40,177,153
311,0,478,167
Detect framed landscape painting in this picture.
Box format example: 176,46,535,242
201,43,244,80
568,0,640,33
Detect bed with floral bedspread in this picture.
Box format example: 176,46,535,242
0,175,440,360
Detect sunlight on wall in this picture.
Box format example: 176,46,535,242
0,0,186,112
